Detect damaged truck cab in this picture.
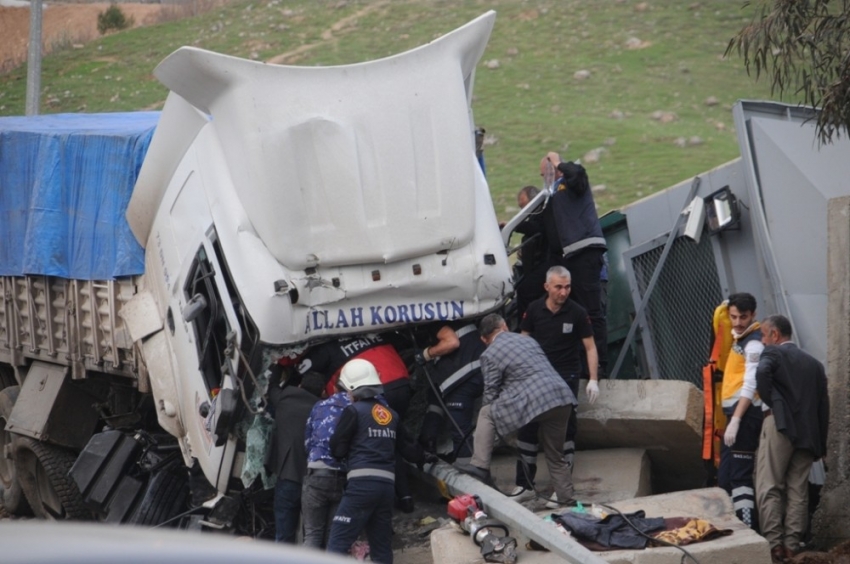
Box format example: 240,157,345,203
0,12,510,530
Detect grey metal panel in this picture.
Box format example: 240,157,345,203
735,100,850,364
621,158,767,308
7,361,100,449
624,159,745,243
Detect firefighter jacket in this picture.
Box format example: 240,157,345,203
330,397,423,483
431,323,485,397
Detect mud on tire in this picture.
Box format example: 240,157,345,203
0,385,31,516
15,438,91,520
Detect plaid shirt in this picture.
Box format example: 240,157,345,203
480,331,577,437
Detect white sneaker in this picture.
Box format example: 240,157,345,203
509,486,535,502
545,493,577,510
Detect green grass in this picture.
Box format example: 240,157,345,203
0,0,787,219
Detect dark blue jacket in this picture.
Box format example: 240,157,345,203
545,162,606,258
431,323,485,396
330,397,422,483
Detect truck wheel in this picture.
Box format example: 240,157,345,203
0,386,31,516
130,466,189,527
15,438,90,520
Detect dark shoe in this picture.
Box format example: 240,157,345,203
770,545,788,564
398,496,415,514
453,461,493,486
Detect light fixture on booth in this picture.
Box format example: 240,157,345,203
704,186,740,234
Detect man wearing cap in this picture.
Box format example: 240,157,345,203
457,313,578,506
326,359,429,564
298,334,415,511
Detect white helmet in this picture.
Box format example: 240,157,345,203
339,359,382,392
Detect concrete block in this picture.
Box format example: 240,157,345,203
576,379,705,492
488,448,651,504
598,487,770,564
574,448,651,503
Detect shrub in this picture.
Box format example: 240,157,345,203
97,4,134,35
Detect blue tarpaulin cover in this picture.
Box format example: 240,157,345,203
0,112,159,280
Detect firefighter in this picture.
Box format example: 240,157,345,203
326,359,428,564
417,321,485,464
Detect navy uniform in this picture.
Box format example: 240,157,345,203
326,359,424,564
418,322,485,462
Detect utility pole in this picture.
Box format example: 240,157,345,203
25,0,43,116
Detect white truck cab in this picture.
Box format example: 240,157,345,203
0,12,511,530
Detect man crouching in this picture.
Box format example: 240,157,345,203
457,313,579,505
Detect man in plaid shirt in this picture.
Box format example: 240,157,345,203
457,313,578,504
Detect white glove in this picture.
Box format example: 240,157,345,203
724,416,741,447
586,380,600,404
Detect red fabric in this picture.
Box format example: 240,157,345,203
325,344,409,396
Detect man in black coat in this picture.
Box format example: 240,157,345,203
755,315,829,563
268,369,325,543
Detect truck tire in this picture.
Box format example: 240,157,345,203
14,438,90,520
129,466,189,527
0,386,31,516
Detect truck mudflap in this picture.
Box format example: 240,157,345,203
70,430,188,526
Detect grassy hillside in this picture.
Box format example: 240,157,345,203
0,0,785,219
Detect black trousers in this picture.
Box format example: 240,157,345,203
419,374,483,460
382,380,412,502
551,248,608,377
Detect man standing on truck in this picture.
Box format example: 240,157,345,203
268,369,325,543
417,321,485,464
456,313,578,506
719,292,764,531
298,335,415,512
755,315,829,564
540,152,608,379
327,359,427,564
302,380,352,549
515,265,599,506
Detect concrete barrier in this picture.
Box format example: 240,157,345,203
576,379,705,492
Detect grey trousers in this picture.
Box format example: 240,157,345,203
471,404,574,501
301,471,346,549
755,413,814,551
